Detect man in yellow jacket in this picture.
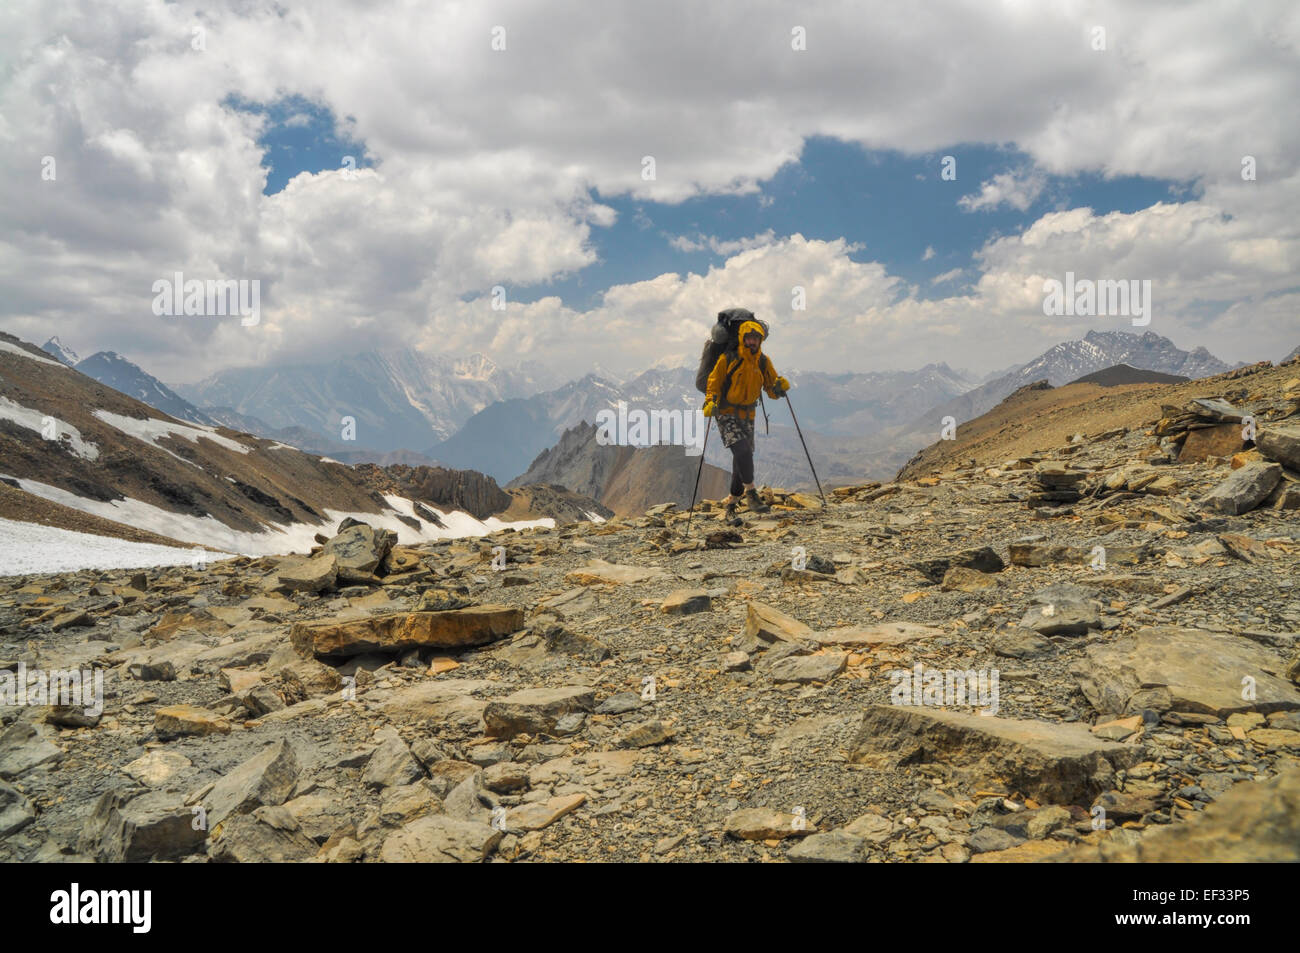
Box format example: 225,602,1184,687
703,319,790,519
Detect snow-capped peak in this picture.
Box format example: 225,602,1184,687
41,336,81,367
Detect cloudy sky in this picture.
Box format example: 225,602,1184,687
2,0,1297,385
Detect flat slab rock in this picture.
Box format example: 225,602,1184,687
290,606,525,658
769,652,847,684
849,704,1144,804
745,601,813,643
0,722,63,780
661,589,711,614
0,780,35,837
786,829,866,863
505,792,586,831
563,559,670,585
276,553,337,593
155,704,231,740
483,686,596,738
910,546,1005,583
814,621,944,648
725,806,816,841
1074,626,1300,718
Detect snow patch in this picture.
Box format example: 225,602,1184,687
582,510,607,524
382,493,555,538
0,517,234,576
92,409,251,455
1,476,556,568
0,397,99,460
0,339,67,368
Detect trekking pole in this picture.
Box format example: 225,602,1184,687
684,416,712,535
758,394,770,435
783,392,826,507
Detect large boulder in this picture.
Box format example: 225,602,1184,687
276,553,338,593
1199,462,1282,515
78,788,206,862
203,739,300,829
209,807,318,862
1256,424,1300,471
362,731,424,789
1179,423,1246,462
323,522,397,581
849,705,1143,804
290,606,524,659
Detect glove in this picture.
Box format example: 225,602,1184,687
702,399,716,418
773,377,790,397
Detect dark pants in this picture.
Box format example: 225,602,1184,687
729,437,754,497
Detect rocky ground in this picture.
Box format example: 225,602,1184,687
2,377,1299,863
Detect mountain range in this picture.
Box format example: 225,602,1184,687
43,328,1249,491
177,350,568,453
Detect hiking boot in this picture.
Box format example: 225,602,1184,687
744,488,770,512
723,500,738,520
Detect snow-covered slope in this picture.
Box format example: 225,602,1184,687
74,350,217,426
0,331,550,572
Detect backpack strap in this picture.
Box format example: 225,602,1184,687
718,350,754,413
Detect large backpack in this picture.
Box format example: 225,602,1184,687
694,308,770,394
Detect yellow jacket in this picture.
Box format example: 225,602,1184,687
706,320,781,420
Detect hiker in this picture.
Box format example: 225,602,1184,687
702,319,789,519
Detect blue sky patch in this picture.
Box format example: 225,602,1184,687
225,94,372,195
512,137,1193,310
236,111,1191,308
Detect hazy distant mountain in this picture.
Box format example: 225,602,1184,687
1285,343,1300,363
41,336,80,367
74,351,217,426
787,363,976,436
429,374,625,482
178,349,566,452
619,362,976,436
438,358,981,486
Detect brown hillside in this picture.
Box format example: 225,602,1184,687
897,361,1294,480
